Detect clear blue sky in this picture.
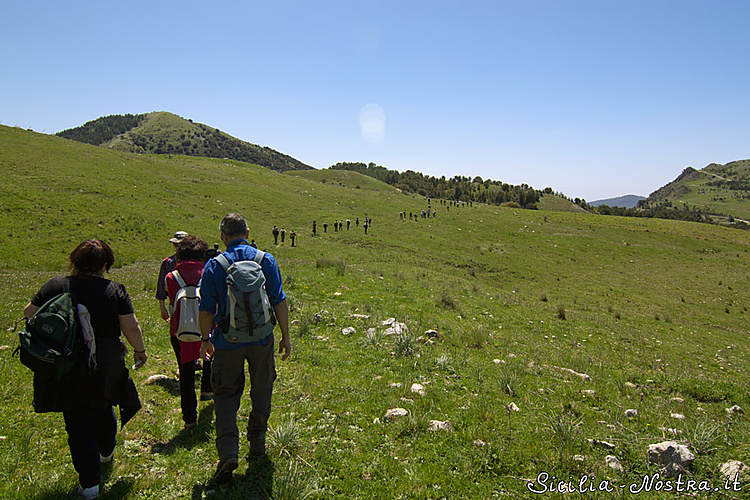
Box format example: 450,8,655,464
2,1,749,201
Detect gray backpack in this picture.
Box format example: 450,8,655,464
215,250,276,343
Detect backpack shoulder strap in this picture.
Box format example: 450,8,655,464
171,270,187,288
253,250,265,265
215,253,231,271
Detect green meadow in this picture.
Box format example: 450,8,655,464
1,125,750,499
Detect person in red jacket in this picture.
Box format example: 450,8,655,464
165,235,213,429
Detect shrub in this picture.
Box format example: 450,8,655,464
557,305,566,320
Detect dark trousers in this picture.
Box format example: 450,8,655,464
212,338,276,462
170,336,212,424
63,406,117,488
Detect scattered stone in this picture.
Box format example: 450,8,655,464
384,408,408,420
606,455,624,472
719,461,745,482
389,382,403,389
145,374,172,384
670,413,685,420
333,291,342,296
424,329,441,339
0,345,11,350
648,441,694,477
544,364,592,382
382,318,396,326
507,402,520,412
670,397,685,404
588,439,616,450
582,390,596,396
726,405,744,415
313,310,335,325
383,322,408,336
290,319,300,326
411,383,426,395
342,327,356,335
493,359,503,364
625,409,638,418
624,382,637,389
573,455,586,462
473,439,487,447
659,427,683,436
372,418,381,424
350,314,370,319
428,420,452,432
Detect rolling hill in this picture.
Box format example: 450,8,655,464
589,194,646,208
640,160,750,221
56,111,314,172
3,125,750,498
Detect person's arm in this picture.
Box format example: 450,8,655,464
274,299,291,360
199,310,215,361
23,302,39,319
120,313,148,368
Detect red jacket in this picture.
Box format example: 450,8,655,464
165,260,204,363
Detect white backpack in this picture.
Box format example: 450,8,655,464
170,270,202,342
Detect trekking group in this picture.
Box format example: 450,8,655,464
20,213,291,498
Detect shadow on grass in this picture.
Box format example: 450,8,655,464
28,474,135,500
146,376,181,397
193,456,275,500
150,405,214,455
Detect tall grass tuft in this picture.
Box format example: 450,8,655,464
393,331,416,357
438,291,458,310
315,258,346,275
270,415,303,458
684,420,722,454
274,459,317,500
544,412,583,457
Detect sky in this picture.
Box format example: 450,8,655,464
2,1,749,201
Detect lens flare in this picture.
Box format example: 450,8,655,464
359,103,385,144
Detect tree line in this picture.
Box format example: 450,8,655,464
329,162,544,209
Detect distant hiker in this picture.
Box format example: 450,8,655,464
165,235,213,429
364,220,369,234
323,222,328,233
157,231,187,322
250,239,258,249
23,240,146,499
334,221,338,232
312,221,317,236
290,230,296,247
272,225,279,245
199,213,291,484
346,218,351,230
355,217,359,227
280,228,286,243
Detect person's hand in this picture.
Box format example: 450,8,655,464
133,350,148,369
160,307,170,321
200,341,214,362
278,335,291,361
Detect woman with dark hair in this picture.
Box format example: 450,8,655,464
23,239,146,499
164,234,213,428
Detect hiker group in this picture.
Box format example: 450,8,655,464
20,213,291,497
312,216,370,236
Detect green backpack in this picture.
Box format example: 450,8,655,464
18,292,83,380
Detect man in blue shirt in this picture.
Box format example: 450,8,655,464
199,213,291,484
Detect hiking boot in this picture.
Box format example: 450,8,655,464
200,392,213,401
76,484,99,499
249,432,266,458
211,457,238,485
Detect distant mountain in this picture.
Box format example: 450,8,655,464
639,160,750,222
590,195,646,208
56,111,313,172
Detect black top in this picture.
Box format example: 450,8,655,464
29,275,141,422
32,275,134,339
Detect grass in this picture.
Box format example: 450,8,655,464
2,125,750,498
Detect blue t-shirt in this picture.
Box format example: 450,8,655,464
199,239,286,349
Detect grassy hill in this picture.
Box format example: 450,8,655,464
287,169,399,192
641,160,750,221
57,111,314,172
2,124,750,499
